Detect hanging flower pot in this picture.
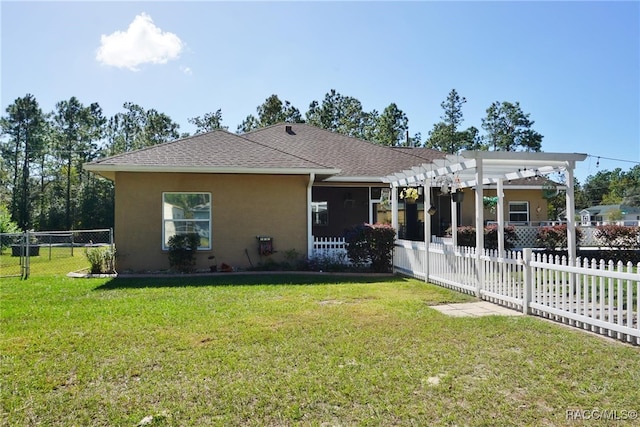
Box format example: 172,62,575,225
451,191,464,203
400,188,419,204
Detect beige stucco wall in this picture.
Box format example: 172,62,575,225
459,188,549,226
114,172,309,272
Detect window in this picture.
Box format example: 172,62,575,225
508,201,529,223
162,192,211,250
312,201,328,226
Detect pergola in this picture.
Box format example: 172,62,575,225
384,151,588,265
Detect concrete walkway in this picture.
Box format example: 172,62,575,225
431,301,523,317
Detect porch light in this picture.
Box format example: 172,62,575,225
427,206,437,215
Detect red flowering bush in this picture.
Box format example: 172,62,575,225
595,225,639,249
454,225,518,249
535,224,583,250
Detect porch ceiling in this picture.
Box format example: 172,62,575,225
384,151,588,188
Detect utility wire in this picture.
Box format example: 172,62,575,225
588,154,640,166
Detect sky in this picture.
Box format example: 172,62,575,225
1,1,639,184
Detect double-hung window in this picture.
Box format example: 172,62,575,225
508,201,529,223
162,192,211,250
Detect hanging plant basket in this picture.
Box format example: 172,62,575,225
483,196,498,213
400,188,419,204
451,191,464,203
542,182,559,199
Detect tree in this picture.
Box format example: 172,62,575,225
188,109,227,133
622,165,640,206
52,97,105,229
306,89,369,138
106,103,180,155
425,89,485,153
237,95,303,133
374,103,408,146
481,101,543,151
0,94,47,229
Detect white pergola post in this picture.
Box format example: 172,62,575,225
423,180,431,282
564,163,577,265
496,178,505,257
451,194,458,247
391,184,399,235
475,159,484,298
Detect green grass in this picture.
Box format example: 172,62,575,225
2,274,639,426
0,246,90,277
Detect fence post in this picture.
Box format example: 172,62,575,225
522,247,532,314
24,230,30,279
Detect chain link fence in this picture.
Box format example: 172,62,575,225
0,229,113,279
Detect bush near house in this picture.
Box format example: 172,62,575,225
535,224,583,250
345,223,396,273
167,233,200,273
84,246,116,274
455,225,518,250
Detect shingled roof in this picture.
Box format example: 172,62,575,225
245,123,446,181
85,123,446,182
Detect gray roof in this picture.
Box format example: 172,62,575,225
85,123,446,181
581,204,640,216
90,129,331,169
245,123,445,179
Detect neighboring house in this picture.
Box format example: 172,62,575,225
84,123,556,271
579,204,640,226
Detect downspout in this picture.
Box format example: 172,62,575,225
307,173,315,259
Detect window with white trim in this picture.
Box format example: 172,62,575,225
508,201,529,223
162,192,211,250
312,201,328,226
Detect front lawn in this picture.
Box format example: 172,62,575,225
1,274,639,426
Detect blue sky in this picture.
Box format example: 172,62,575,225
2,1,639,183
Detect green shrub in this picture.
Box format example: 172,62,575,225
345,223,396,273
84,246,116,274
167,233,200,273
0,205,19,234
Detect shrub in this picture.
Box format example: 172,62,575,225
167,233,200,273
484,224,518,250
304,252,352,272
0,205,19,234
454,225,517,250
595,225,639,249
344,223,396,273
535,224,583,250
85,246,116,274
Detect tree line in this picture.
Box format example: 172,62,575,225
0,88,636,232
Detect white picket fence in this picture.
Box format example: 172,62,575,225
394,240,640,345
312,237,348,259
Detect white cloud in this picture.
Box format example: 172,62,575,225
96,13,184,71
180,65,192,76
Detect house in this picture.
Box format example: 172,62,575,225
579,204,640,226
84,123,558,271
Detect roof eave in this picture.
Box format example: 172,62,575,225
83,164,341,176
322,176,387,183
